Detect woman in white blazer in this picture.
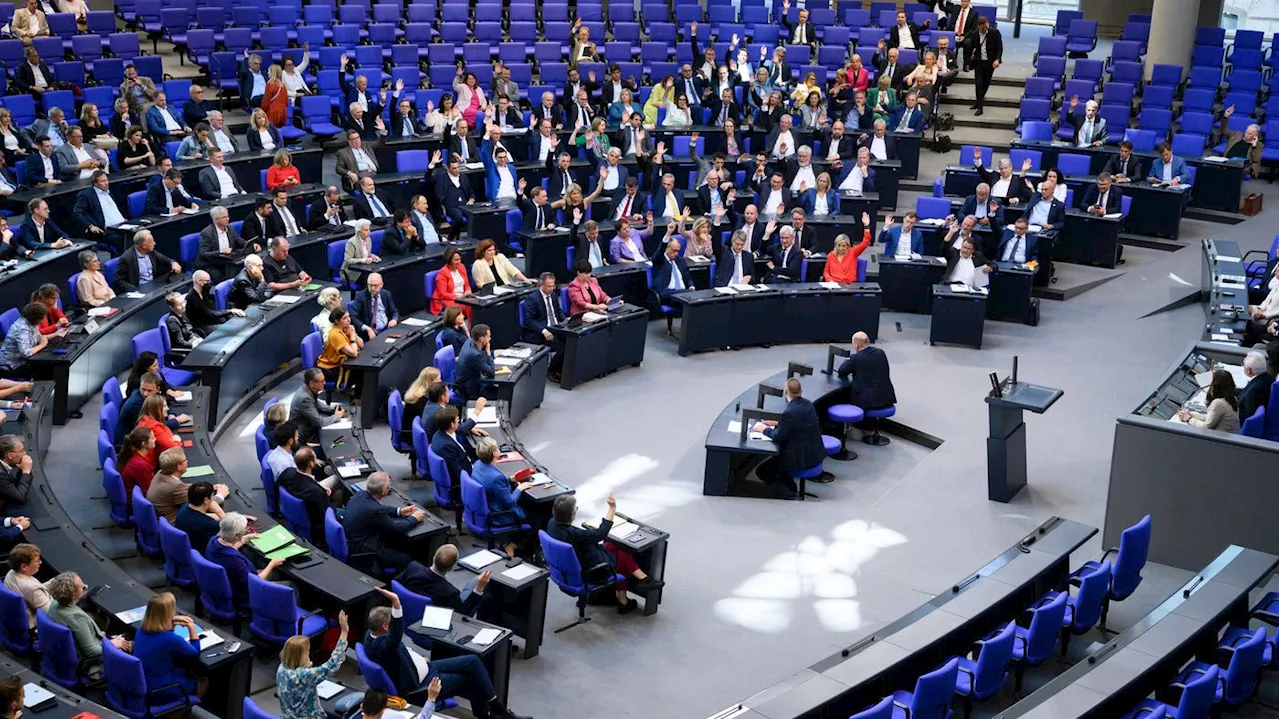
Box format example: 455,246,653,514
470,238,527,289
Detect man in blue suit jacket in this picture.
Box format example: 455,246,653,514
454,326,496,404
766,226,803,282
884,95,927,133
857,121,898,161
429,406,474,489
994,217,1038,264
482,147,520,202
651,236,693,302
1022,183,1067,232
521,274,566,380
344,472,425,573
837,331,896,411
959,183,1005,229
21,138,60,187
364,589,527,718
836,148,877,193
348,273,399,340
239,52,269,108
72,171,129,238
878,212,924,257
1148,143,1188,186
338,58,386,118
0,516,26,553
14,199,72,254
753,377,828,500
714,231,754,286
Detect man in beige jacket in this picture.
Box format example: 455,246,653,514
11,0,50,45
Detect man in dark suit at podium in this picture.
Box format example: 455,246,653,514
837,332,896,411
752,378,827,500
521,274,566,382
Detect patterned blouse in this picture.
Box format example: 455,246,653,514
276,637,347,719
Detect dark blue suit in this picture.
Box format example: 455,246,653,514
1021,196,1066,231
13,216,69,253
20,153,60,186
454,339,494,403
342,490,417,571
650,247,693,302
438,326,468,356
799,189,839,217
72,186,122,236
858,133,898,160
959,194,1005,228
885,104,926,132
995,230,1039,264
143,182,187,216
878,226,923,256
348,288,399,337
363,613,496,706
520,290,565,370
430,428,473,488
836,164,877,192
715,246,753,287
764,396,826,474
767,242,803,282
837,346,896,410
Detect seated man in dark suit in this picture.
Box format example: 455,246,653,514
393,544,495,619
1102,140,1141,184
765,226,803,282
240,197,284,248
958,182,1004,229
1078,173,1123,216
429,405,475,480
307,185,348,231
994,216,1038,265
546,493,662,614
71,170,130,241
432,157,476,227
751,378,827,499
383,211,425,255
455,324,496,404
421,383,486,442
196,148,246,200
13,198,72,254
143,170,200,216
1022,180,1067,233
115,229,182,292
0,435,34,514
196,205,255,283
387,94,424,140
650,236,694,303
363,588,528,718
20,137,61,187
352,176,396,225
349,272,399,340
276,447,345,540
343,472,425,573
1238,351,1274,424
714,230,754,287
837,332,896,412
520,273,567,382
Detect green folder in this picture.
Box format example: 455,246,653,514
303,283,323,291
265,543,309,561
249,525,295,554
185,464,216,478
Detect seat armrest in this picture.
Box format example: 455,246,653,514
296,607,326,634
892,700,912,719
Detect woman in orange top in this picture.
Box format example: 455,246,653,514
823,214,873,285
430,248,472,319
265,149,301,191
119,426,157,498
31,284,68,335
261,64,289,128
316,308,364,386
136,394,180,470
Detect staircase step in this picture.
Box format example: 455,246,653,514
924,126,1015,152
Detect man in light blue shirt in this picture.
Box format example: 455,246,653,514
409,195,440,245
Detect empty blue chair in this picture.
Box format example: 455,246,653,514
190,550,240,629
1149,64,1183,88
99,403,119,443
103,638,199,719
1124,129,1158,152
0,308,20,336
1035,56,1067,91
259,454,278,515
244,698,277,719
1241,405,1266,438
157,518,196,588
1172,133,1207,157
97,430,114,471
387,389,414,461
1021,121,1053,142
1009,149,1042,173
427,447,462,534
1065,19,1097,56
1034,35,1066,63
37,609,84,689
1123,664,1218,719
247,575,331,646
0,584,33,656
1110,61,1143,87
103,457,131,527
131,486,162,557
1010,591,1068,691
850,697,893,719
539,529,624,631
953,622,1015,718
324,508,350,564
891,657,959,719
1057,153,1091,177
1056,562,1111,655
1172,628,1266,708
411,417,430,480
1070,514,1150,630
1023,76,1055,101
1053,9,1082,36
278,486,312,540
461,471,531,550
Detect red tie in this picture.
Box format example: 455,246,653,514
622,195,631,218
957,9,966,35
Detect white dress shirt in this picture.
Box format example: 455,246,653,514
948,256,977,285
896,25,915,49
603,164,620,192
495,167,516,199
772,131,796,158
991,176,1012,198
70,144,94,179
840,166,866,192
869,136,888,160
212,129,235,154
813,193,830,216
157,106,180,132
277,204,300,236
27,63,48,90
789,165,816,193
763,189,784,218
894,231,912,259
213,166,238,197
258,129,275,151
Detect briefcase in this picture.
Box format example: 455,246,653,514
1243,193,1263,216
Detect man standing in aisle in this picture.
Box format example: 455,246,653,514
965,16,1002,116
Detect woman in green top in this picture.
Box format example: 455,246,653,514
46,572,132,677
867,75,897,125
571,117,613,167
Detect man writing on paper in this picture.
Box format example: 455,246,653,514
752,378,828,499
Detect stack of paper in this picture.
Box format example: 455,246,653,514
171,390,193,402
496,347,533,359
124,291,146,299
470,628,502,646
502,563,541,581
400,317,431,327
264,294,301,305
316,681,346,700
22,683,55,709
582,311,606,322
527,472,555,486
726,420,770,441
472,406,498,424
460,549,505,571
714,286,738,295
494,356,522,367
819,281,842,289
420,606,454,630
492,285,514,295
327,419,353,430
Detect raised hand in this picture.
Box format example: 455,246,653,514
518,177,527,191
1068,94,1078,108
690,20,698,33
861,212,870,225
883,212,894,228
426,100,435,113
1021,157,1032,172
431,149,442,164
1224,105,1235,118
731,33,739,45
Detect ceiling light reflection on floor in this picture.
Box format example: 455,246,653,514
714,520,907,634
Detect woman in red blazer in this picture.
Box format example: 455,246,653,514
430,248,473,319
567,259,611,315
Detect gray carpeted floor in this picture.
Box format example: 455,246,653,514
30,23,1280,719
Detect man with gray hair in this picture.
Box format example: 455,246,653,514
1220,105,1264,177
196,203,251,282
229,253,270,309
1238,351,1274,425
343,471,426,572
115,229,182,292
0,434,34,512
209,511,288,611
972,148,1030,206
205,109,238,154
1064,94,1108,148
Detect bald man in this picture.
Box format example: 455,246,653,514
350,272,399,340
392,544,495,618
836,332,896,412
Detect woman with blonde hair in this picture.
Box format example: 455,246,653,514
0,109,31,164
131,592,208,702
402,366,442,423
246,108,281,152
262,64,289,127
312,286,343,338
275,611,348,719
267,148,301,190
643,76,673,125
681,217,715,259
790,72,822,109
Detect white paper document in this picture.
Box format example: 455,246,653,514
494,356,522,367
713,286,738,295
326,419,353,430
400,317,431,326
316,681,346,700
460,549,505,570
527,472,554,486
470,628,502,646
471,406,498,424
820,281,842,289
87,306,114,317
22,684,55,708
264,294,301,305
336,465,362,478
124,291,146,299
197,630,224,650
502,563,542,581
726,420,770,441
171,391,193,402
420,606,454,630
582,311,606,322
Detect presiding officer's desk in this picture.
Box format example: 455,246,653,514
346,239,479,317
182,281,334,427
1106,341,1278,572
27,275,191,424
673,282,883,356
9,383,255,719
998,545,1278,718
457,283,539,349
343,311,443,428
711,517,1097,719
547,303,648,389
192,387,387,608
486,342,550,427
1200,238,1250,343
0,240,92,311
319,417,452,553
